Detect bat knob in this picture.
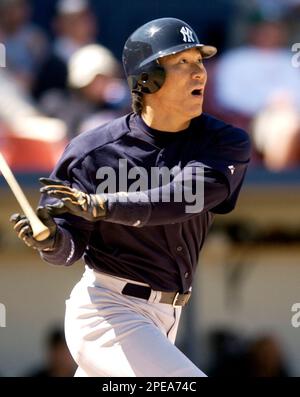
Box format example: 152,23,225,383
33,226,51,241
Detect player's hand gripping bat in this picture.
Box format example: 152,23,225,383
0,152,50,241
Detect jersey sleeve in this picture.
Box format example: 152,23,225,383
200,126,251,214
39,142,96,266
103,127,251,226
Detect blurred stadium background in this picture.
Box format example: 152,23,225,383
0,0,300,377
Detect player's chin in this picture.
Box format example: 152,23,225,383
187,104,203,119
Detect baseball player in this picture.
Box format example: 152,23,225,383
10,18,251,377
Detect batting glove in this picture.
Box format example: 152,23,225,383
39,178,107,222
10,207,58,251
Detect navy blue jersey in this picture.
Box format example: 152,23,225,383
40,112,251,292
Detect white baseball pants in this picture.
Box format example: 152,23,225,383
64,266,206,377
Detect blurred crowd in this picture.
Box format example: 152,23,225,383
204,7,300,171
206,328,290,377
0,0,130,171
20,325,290,377
25,326,77,377
1,0,300,172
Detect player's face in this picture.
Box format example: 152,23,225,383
155,48,207,119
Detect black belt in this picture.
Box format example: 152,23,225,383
121,283,191,307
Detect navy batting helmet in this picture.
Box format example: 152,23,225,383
122,17,217,94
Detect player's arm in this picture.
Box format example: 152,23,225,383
39,167,229,224
39,163,244,227
39,221,90,266
41,129,251,226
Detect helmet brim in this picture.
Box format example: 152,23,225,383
140,43,217,67
197,45,218,59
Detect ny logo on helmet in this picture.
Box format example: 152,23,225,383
180,27,195,43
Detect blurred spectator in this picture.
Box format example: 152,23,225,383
208,329,290,377
38,44,130,136
33,0,97,102
213,18,300,170
0,0,48,90
245,335,290,377
208,328,248,377
53,0,97,63
252,94,300,170
254,0,300,23
27,327,76,377
280,1,300,62
0,67,38,123
215,19,300,116
0,67,67,171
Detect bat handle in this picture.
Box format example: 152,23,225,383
31,218,51,241
0,151,51,242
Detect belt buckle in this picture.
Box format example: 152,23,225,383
172,291,191,307
172,292,180,308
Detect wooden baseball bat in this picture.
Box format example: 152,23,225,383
0,152,50,241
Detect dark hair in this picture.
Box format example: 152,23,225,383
131,90,143,115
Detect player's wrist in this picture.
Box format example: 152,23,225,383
90,194,108,219
39,225,60,252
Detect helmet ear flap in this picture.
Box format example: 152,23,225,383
128,62,165,94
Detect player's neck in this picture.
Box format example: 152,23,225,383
141,106,191,132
